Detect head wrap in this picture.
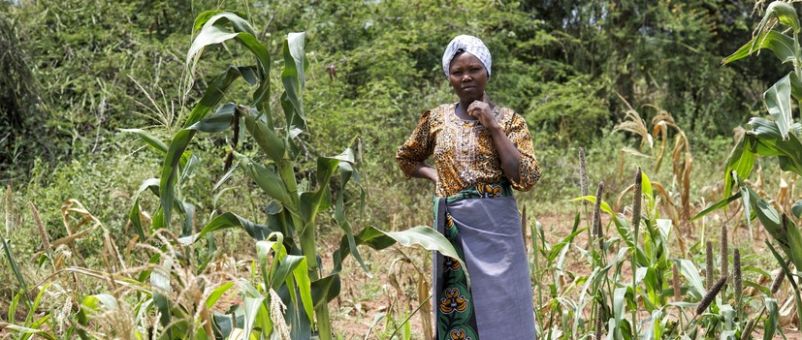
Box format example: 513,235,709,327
442,35,492,78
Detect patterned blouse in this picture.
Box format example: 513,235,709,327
396,103,541,197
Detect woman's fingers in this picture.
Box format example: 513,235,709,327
467,101,492,123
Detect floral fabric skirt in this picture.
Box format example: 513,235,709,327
433,183,536,340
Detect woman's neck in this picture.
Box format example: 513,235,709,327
455,101,474,120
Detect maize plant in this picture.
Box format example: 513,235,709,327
566,169,758,339
125,10,463,339
696,0,802,328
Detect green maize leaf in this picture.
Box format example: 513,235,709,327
278,159,299,202
159,128,193,229
554,224,577,273
749,116,802,137
605,318,616,340
792,71,802,100
299,156,340,226
745,188,797,258
256,236,285,290
613,287,627,324
153,293,172,327
270,255,304,290
212,312,234,339
314,156,340,190
331,226,396,273
311,274,340,308
194,11,256,36
242,296,267,340
764,297,779,340
655,219,671,242
183,66,246,128
291,256,315,329
191,12,269,103
723,30,796,65
741,185,755,234
80,294,118,314
195,329,209,340
333,151,367,273
213,164,239,192
748,119,802,172
151,209,166,232
176,200,195,237
179,152,200,183
2,322,56,340
128,198,145,239
764,240,802,325
785,217,802,270
547,226,586,263
383,226,471,284
275,284,313,340
692,191,741,221
572,195,648,263
723,117,802,186
2,238,28,304
643,310,663,340
187,26,268,79
675,259,705,299
334,192,367,272
764,1,801,32
238,66,259,85
256,235,315,330
281,32,307,131
8,290,20,323
763,74,793,140
242,159,296,213
642,266,662,310
151,254,173,294
792,200,802,218
192,9,225,32
119,128,168,154
205,282,235,310
187,103,236,133
244,113,285,162
128,178,159,240
179,212,278,244
723,136,755,198
22,282,50,326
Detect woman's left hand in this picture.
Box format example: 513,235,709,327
467,98,499,130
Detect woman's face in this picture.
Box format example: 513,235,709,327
448,52,488,103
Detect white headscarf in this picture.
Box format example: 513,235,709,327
442,35,492,78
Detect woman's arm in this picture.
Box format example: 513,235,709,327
467,101,522,182
396,110,438,183
487,125,522,182
407,162,439,183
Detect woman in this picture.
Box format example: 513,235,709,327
396,35,541,339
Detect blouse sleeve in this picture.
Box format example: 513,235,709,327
396,110,435,177
507,112,541,191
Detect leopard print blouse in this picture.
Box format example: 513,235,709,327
396,103,541,197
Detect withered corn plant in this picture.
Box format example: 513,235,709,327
121,10,463,339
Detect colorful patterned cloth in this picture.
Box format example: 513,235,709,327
396,104,540,197
433,183,536,340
